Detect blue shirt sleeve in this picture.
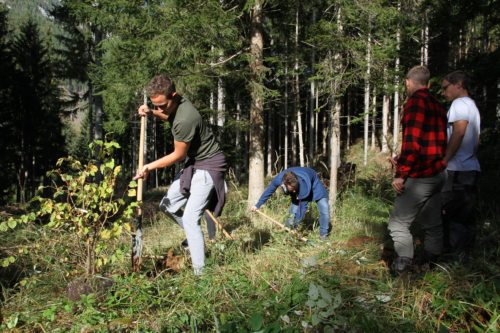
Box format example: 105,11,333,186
255,174,283,208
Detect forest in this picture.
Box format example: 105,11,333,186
0,0,499,332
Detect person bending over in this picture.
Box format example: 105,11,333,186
251,167,330,239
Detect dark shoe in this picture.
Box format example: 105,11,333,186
181,239,189,249
381,246,396,269
319,235,328,241
414,252,440,273
441,250,469,264
415,251,439,265
391,256,412,275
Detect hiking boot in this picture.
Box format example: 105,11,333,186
391,256,412,275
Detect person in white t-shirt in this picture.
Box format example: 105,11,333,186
441,70,481,261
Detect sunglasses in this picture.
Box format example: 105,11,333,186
154,102,168,110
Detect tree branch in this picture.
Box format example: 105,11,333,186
208,48,248,67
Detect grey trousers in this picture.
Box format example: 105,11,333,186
159,169,214,275
388,172,446,259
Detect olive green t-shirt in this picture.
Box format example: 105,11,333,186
169,97,221,161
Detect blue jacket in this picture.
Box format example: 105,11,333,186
255,167,328,221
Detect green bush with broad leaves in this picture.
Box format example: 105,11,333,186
305,282,343,330
0,140,138,275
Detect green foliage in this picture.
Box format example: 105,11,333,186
0,0,499,330
1,156,499,331
305,282,343,329
0,140,137,276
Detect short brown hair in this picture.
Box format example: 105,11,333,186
283,172,298,192
146,74,176,97
443,70,472,92
406,65,430,85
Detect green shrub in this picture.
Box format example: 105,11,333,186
0,140,137,276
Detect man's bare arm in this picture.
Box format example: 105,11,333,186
444,120,468,163
134,140,190,179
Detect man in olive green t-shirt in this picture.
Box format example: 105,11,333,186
170,96,220,161
134,74,226,275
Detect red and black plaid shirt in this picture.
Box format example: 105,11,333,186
396,88,447,179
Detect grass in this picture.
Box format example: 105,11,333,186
0,146,499,332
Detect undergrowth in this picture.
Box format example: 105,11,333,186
0,146,498,332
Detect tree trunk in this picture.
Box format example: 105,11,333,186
371,87,377,150
210,86,216,125
309,8,317,162
346,88,353,151
92,90,103,141
393,1,401,155
284,50,289,169
91,26,103,141
328,7,343,214
420,10,429,66
217,77,225,129
247,0,265,209
153,116,158,188
292,121,297,165
266,107,272,177
294,2,305,166
329,98,340,214
382,70,390,153
314,87,319,156
235,99,242,179
363,27,372,166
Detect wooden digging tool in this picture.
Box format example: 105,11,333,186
254,209,308,242
132,92,147,272
205,209,234,240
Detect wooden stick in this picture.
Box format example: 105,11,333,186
132,92,147,272
205,209,234,240
137,96,146,203
253,209,308,242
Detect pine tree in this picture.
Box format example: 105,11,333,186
9,19,65,202
0,4,17,203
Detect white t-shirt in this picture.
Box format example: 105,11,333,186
447,96,481,171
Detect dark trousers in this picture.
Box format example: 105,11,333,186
441,170,480,254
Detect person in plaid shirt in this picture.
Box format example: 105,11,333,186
388,65,447,275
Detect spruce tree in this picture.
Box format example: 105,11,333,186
0,4,17,203
10,19,65,202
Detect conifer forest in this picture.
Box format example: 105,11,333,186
0,0,499,332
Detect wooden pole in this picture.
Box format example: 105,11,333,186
132,92,147,271
253,209,308,242
205,209,234,240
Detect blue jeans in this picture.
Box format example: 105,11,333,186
286,197,330,237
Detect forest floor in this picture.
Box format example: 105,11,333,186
0,144,499,332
